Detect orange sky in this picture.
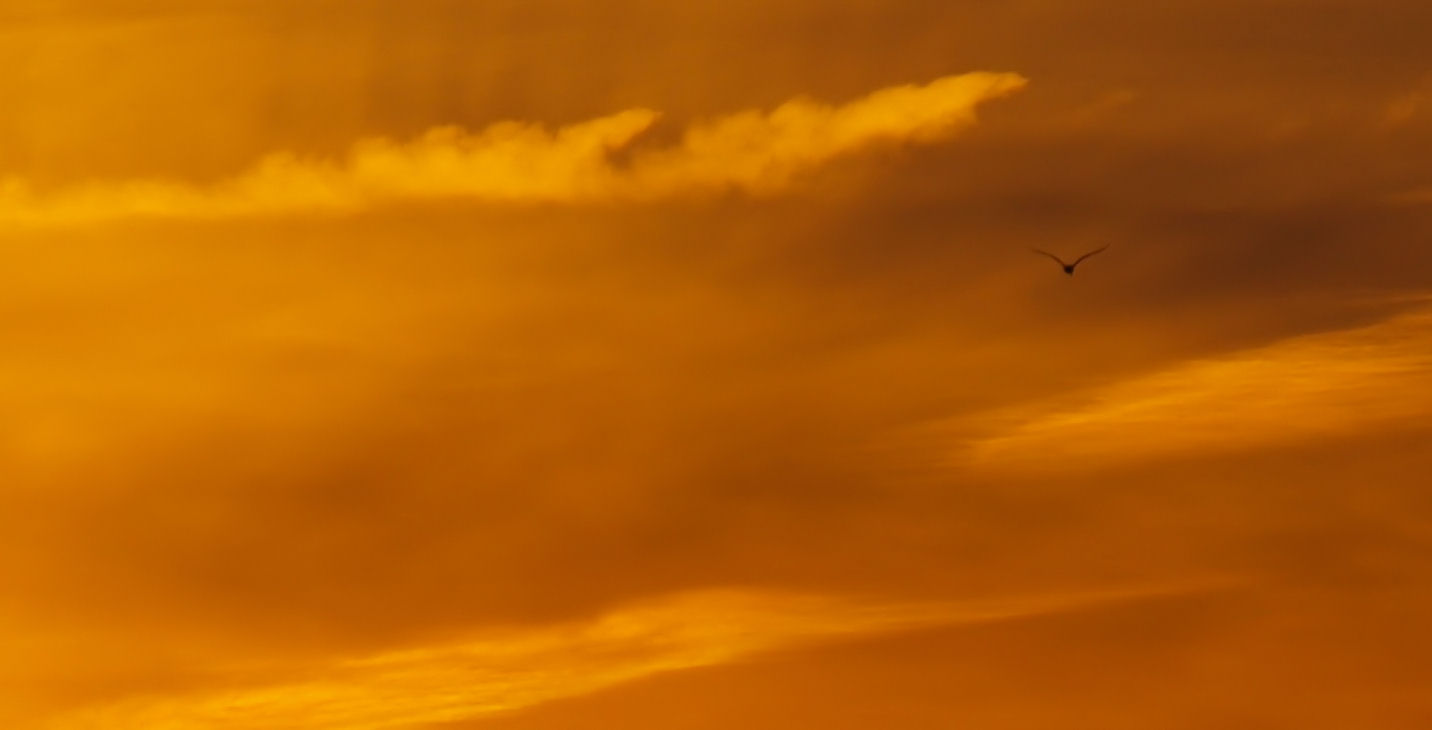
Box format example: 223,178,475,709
3,2,1432,728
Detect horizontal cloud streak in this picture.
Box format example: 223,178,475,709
953,307,1432,475
44,582,1219,730
0,73,1025,227
1389,186,1432,205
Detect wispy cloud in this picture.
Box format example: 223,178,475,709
44,582,1217,730
950,308,1432,475
0,72,1024,228
1388,186,1432,206
1383,86,1428,127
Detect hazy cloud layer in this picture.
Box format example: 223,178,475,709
5,1,1432,728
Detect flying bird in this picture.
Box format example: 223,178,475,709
1032,245,1109,276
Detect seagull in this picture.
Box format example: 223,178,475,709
1032,245,1109,276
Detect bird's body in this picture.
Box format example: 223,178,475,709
1033,245,1109,276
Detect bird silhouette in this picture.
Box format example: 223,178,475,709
1032,245,1109,276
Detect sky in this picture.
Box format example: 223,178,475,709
2,1,1431,727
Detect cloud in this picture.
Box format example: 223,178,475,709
1383,93,1423,127
0,72,1024,227
949,307,1432,475
1388,186,1432,205
622,73,1026,195
44,582,1222,730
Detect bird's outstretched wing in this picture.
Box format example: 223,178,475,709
1071,245,1110,267
1031,248,1069,267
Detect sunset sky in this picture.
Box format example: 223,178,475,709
3,1,1432,728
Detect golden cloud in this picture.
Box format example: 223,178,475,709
45,582,1219,730
950,308,1432,475
0,73,1025,227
